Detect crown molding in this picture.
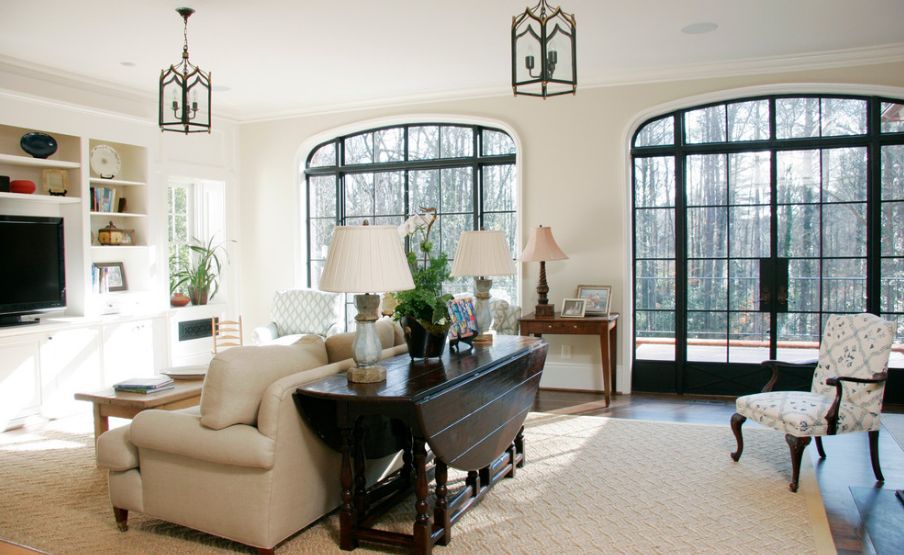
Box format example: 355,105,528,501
238,42,904,123
581,42,904,90
0,55,242,124
3,41,903,125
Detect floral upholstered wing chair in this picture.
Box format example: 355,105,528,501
729,313,894,492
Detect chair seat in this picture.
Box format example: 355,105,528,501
736,390,880,437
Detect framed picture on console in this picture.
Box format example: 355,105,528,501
560,298,586,318
576,285,611,316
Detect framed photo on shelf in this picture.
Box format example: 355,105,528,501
42,169,69,196
93,262,127,292
560,298,586,318
576,284,611,316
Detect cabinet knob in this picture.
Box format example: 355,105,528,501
546,324,553,329
573,325,578,329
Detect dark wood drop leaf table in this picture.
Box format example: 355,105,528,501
293,335,548,554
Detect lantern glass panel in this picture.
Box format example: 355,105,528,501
514,21,542,85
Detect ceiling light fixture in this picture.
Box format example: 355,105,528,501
681,22,718,35
512,0,577,98
159,7,211,134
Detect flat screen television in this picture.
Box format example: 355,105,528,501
0,215,66,326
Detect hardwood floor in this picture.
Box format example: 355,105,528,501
535,389,904,555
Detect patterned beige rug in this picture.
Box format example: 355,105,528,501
0,413,834,554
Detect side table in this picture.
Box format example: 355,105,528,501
519,312,618,407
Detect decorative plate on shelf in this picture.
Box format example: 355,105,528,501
90,144,121,179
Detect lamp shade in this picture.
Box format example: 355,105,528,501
450,230,516,277
520,225,568,262
319,225,414,294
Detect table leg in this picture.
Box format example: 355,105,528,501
599,329,612,407
413,438,432,555
515,426,525,468
609,324,618,394
339,426,357,551
93,404,109,443
434,459,451,546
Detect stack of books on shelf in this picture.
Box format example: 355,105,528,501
91,186,118,212
113,376,174,394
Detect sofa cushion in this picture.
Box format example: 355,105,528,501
272,289,341,337
325,317,399,363
200,335,328,430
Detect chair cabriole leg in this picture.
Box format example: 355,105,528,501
730,413,746,462
815,436,826,459
785,434,811,492
868,430,884,482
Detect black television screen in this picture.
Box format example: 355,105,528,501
0,215,66,325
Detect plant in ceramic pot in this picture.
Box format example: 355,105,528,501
170,236,227,306
392,208,453,359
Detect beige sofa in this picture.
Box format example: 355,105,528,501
97,319,406,554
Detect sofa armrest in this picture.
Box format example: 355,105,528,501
97,425,138,471
130,409,276,469
253,322,279,345
257,359,355,439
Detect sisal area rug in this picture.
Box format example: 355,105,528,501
0,414,834,554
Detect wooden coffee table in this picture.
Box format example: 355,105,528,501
75,380,203,442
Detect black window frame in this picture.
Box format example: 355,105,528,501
304,123,518,330
631,93,904,397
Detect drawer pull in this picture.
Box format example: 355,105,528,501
547,324,553,329
573,325,578,329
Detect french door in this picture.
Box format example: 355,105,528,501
632,95,904,397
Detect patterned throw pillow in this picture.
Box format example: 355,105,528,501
272,289,342,337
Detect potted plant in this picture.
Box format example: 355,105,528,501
170,236,227,306
392,208,453,359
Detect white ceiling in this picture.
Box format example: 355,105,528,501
2,0,903,121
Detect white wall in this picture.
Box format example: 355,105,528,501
239,60,904,393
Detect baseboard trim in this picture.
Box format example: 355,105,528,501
539,386,622,395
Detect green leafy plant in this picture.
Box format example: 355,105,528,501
392,208,453,334
169,236,228,305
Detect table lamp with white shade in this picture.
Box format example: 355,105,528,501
450,230,516,342
520,225,568,318
319,223,414,383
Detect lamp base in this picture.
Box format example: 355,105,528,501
534,304,554,318
473,332,494,345
347,364,386,383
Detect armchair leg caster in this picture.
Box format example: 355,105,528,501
113,507,128,532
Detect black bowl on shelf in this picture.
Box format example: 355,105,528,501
20,132,58,159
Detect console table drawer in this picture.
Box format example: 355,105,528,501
526,321,600,335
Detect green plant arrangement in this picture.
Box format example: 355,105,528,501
170,236,228,306
393,208,453,344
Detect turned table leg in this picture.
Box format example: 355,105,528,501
413,438,432,555
434,459,451,546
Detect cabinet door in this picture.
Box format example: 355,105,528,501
102,319,158,386
40,327,102,418
0,335,41,429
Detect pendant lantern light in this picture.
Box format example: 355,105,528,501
159,7,211,133
512,0,577,98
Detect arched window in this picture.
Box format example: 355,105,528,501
631,95,904,396
304,123,519,329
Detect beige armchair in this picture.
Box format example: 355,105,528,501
97,319,406,554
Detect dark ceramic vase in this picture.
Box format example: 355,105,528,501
20,132,58,159
400,316,448,360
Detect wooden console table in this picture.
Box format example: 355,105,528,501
519,312,618,407
294,335,548,554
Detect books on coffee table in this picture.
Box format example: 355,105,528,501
114,376,175,394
